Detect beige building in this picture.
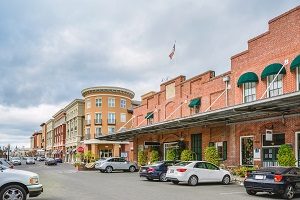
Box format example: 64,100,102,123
46,119,54,157
81,86,136,159
64,99,85,163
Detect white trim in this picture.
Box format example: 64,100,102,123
83,94,132,101
120,113,127,123
296,132,300,167
297,68,299,91
108,97,116,108
163,142,178,160
240,136,254,166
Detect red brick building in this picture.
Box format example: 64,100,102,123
101,6,300,167
53,109,66,159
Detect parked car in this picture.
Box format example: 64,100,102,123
11,157,22,165
45,158,57,166
55,158,63,163
95,157,138,173
0,159,14,169
140,161,180,182
244,167,300,199
166,161,231,186
26,157,35,165
0,164,43,199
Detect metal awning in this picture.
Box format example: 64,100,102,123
97,91,300,142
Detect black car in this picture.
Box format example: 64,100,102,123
55,158,63,163
139,161,180,182
244,167,300,199
45,158,57,166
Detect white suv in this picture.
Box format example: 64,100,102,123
0,165,43,200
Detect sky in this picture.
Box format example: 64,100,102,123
0,0,299,149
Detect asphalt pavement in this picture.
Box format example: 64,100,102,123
13,161,300,200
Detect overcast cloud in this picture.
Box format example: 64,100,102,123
0,0,299,148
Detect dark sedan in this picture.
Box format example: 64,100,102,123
244,167,300,199
139,161,180,182
55,158,63,163
45,158,57,166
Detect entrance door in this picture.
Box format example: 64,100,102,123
240,136,254,166
191,134,202,161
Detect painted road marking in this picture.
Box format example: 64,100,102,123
219,192,245,195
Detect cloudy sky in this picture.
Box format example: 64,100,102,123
0,1,299,149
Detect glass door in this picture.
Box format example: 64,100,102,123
191,134,202,160
240,136,254,166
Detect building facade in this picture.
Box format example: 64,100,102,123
101,6,300,167
64,99,85,163
40,123,47,151
81,86,136,160
45,119,54,157
53,109,66,159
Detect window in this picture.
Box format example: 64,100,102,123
86,114,91,124
100,149,112,158
194,162,206,169
120,113,126,123
108,126,115,134
209,141,227,161
108,98,115,107
205,163,219,170
108,113,116,124
95,113,102,123
262,134,285,167
215,142,224,160
95,127,102,136
96,98,102,107
120,99,126,108
268,74,283,97
243,82,256,103
85,128,90,135
86,99,91,109
297,68,300,91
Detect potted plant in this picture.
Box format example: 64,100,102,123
74,161,84,171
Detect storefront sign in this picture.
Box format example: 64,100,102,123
121,152,128,158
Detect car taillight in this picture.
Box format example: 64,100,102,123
147,168,155,173
176,168,187,172
274,175,283,182
245,171,250,179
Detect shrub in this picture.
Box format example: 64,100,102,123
138,150,147,166
204,147,220,166
180,150,194,161
150,150,160,163
233,166,256,177
166,149,176,161
278,144,296,167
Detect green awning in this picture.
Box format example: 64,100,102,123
145,112,154,119
188,98,201,108
290,55,300,71
237,72,259,87
261,63,286,79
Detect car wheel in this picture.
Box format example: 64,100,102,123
105,166,113,173
246,190,257,195
129,166,136,173
159,173,167,182
99,170,105,173
0,184,27,200
188,175,198,186
222,175,230,185
171,180,179,185
282,185,295,199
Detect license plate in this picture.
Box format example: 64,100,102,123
255,175,265,180
142,169,146,172
170,169,174,173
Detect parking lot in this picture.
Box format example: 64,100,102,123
13,161,299,200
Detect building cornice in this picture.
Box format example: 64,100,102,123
81,86,135,99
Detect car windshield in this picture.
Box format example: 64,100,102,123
175,162,192,166
258,167,290,174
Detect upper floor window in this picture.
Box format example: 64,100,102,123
95,113,102,124
108,126,115,134
108,112,116,124
95,127,102,136
96,98,102,107
297,68,300,91
120,113,126,123
86,114,91,125
108,98,115,107
120,99,126,108
243,82,256,103
268,74,283,97
86,99,91,109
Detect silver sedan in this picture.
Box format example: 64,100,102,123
95,157,138,173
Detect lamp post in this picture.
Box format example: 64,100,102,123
7,144,10,161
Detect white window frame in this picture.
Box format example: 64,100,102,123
120,113,126,123
95,113,102,122
267,74,283,98
242,82,256,103
95,98,102,107
86,114,91,124
108,97,115,107
86,99,91,109
215,142,223,160
85,127,90,135
120,98,126,108
297,68,300,91
108,112,116,124
163,142,178,160
295,132,300,167
108,126,116,134
240,136,254,166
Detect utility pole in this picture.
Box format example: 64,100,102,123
7,144,10,161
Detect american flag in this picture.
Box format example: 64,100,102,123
168,43,175,60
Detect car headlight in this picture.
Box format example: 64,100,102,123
29,177,39,185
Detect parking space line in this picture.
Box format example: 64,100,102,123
219,192,245,195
